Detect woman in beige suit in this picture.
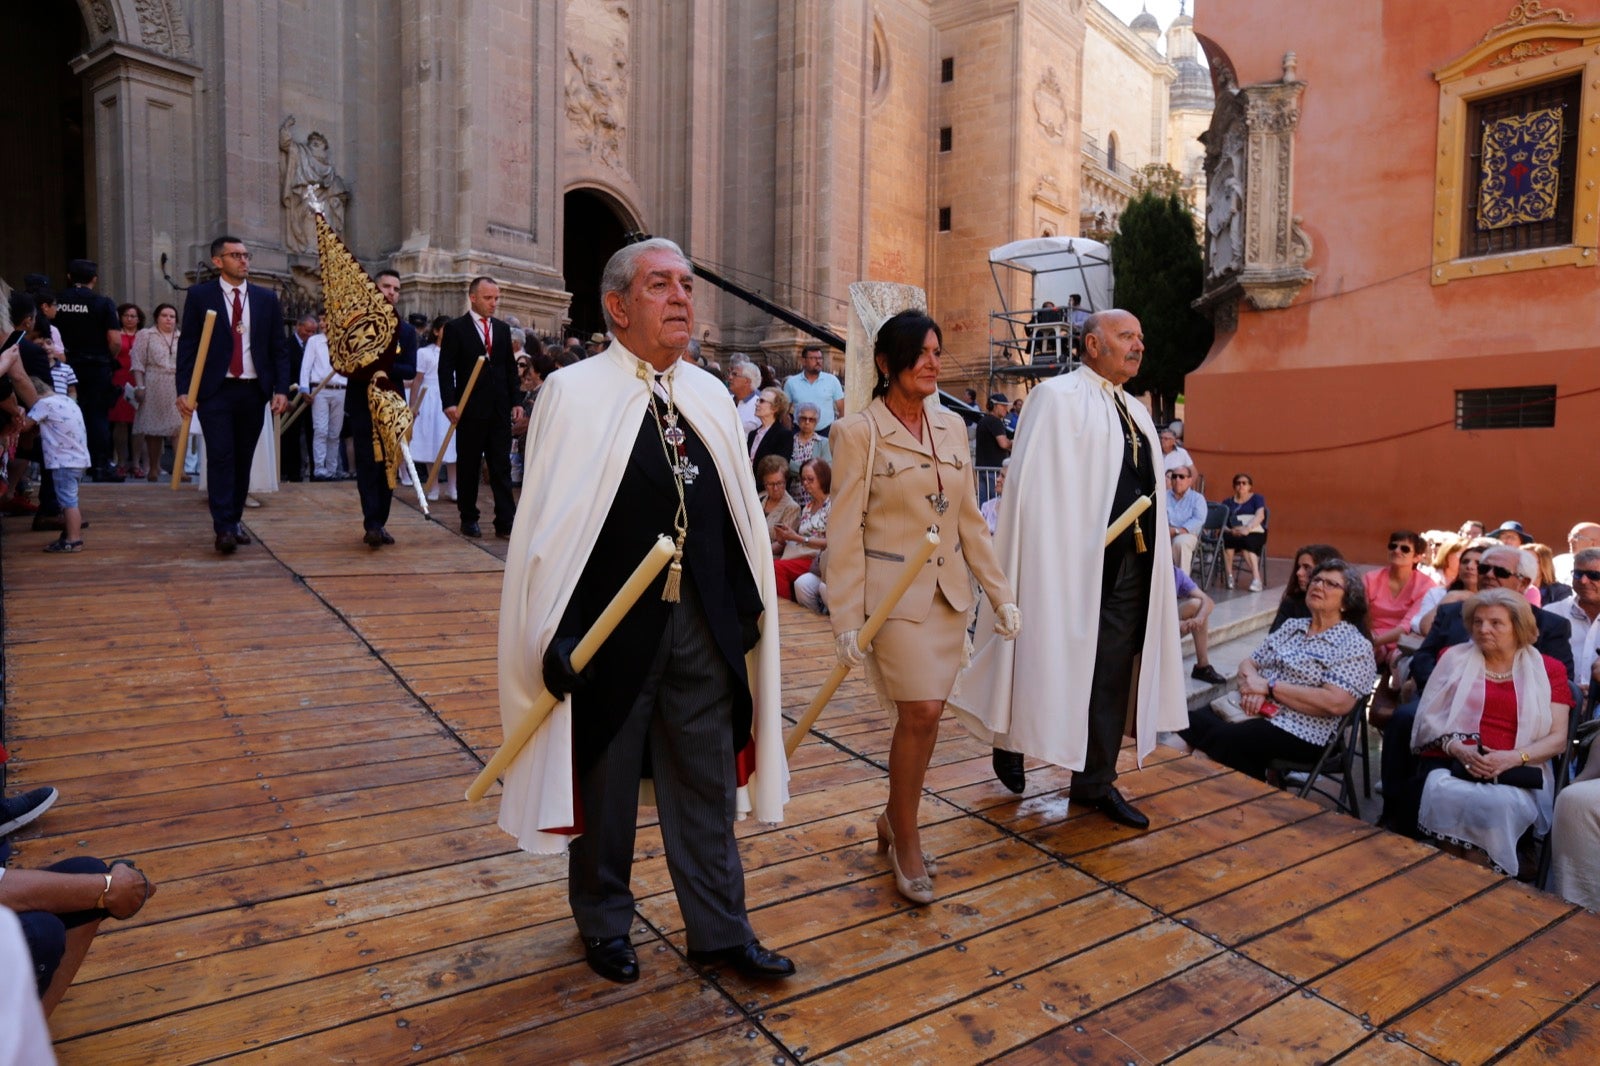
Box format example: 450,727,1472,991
830,310,1020,904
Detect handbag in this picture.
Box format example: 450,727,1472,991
1447,758,1542,789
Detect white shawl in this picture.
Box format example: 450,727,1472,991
495,343,788,853
1410,642,1552,753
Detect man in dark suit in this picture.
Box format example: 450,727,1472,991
346,270,418,547
1380,544,1577,835
280,314,317,481
438,276,517,538
176,235,291,554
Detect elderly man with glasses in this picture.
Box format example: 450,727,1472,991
1164,464,1206,573
1379,544,1578,836
1555,547,1600,701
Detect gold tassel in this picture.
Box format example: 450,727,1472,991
662,535,685,602
1133,520,1148,554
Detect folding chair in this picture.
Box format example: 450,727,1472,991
1195,502,1229,589
1228,506,1270,588
1266,695,1370,818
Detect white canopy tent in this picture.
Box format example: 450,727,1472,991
988,236,1114,313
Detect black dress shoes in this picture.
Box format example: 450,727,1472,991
1191,663,1227,685
1082,787,1150,830
582,936,639,984
378,528,395,545
363,529,384,549
233,527,252,545
461,520,482,538
494,526,512,540
686,939,796,979
214,531,238,554
992,748,1026,794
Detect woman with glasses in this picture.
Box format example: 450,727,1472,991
788,401,832,505
1179,559,1376,779
1270,543,1343,633
747,386,794,477
1221,473,1267,591
1364,530,1437,669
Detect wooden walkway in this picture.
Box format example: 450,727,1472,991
3,482,1599,1064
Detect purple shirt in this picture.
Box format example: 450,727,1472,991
1174,565,1199,601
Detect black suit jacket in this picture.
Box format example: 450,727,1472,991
176,280,290,404
437,313,516,422
748,423,795,479
1413,600,1579,704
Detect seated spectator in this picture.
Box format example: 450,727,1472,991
1419,535,1467,588
0,786,57,840
1159,427,1194,476
1553,522,1600,584
757,454,801,558
1491,520,1533,548
794,557,828,615
773,458,830,600
1164,464,1206,573
1414,537,1499,637
1380,545,1577,837
1028,300,1065,359
1179,559,1376,779
1458,518,1486,540
1364,529,1437,669
1221,473,1267,591
788,402,832,505
747,387,794,476
1412,589,1570,875
1529,543,1572,605
1551,725,1600,908
980,458,1009,535
1552,547,1600,702
0,905,56,1063
1177,566,1227,685
1270,543,1343,633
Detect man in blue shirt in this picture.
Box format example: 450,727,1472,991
1165,464,1206,573
781,346,844,431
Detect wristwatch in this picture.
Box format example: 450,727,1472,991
1267,681,1277,701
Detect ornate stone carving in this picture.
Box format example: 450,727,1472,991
565,45,627,170
1194,54,1315,324
1480,2,1573,44
87,0,115,35
134,0,194,58
1033,67,1067,144
1489,39,1560,66
279,116,350,256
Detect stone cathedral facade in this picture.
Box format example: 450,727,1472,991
3,0,1206,381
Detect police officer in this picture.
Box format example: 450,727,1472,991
52,259,123,482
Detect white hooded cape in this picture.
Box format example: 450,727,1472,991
948,365,1186,768
495,343,788,853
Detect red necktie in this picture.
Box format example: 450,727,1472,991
230,288,245,376
482,317,492,355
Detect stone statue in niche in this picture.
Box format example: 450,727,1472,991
279,115,350,255
1205,125,1245,281
565,45,627,171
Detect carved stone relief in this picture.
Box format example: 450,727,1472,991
1033,67,1067,144
280,116,350,255
1194,53,1314,327
87,0,115,35
1479,1,1573,44
135,0,194,58
565,1,630,173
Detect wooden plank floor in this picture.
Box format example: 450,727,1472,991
4,482,1599,1064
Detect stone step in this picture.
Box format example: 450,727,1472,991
1179,580,1285,712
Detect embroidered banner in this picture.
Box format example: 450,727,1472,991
1478,106,1563,229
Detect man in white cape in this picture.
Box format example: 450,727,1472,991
949,309,1186,828
495,239,792,984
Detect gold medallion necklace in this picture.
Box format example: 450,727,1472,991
637,359,690,602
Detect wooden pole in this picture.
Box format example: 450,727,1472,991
1104,495,1153,547
466,535,675,802
424,356,485,497
276,368,337,437
170,310,217,491
785,529,941,758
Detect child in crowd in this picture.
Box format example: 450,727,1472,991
28,377,89,553
44,342,78,401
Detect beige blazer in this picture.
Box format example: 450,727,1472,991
829,399,1013,631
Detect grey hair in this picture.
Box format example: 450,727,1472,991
1574,547,1600,568
600,237,690,330
509,328,526,349
1483,544,1538,580
732,363,762,388
795,401,821,419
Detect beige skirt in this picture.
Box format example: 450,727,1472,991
868,589,968,703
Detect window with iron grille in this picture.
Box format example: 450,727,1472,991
1461,75,1580,257
1455,385,1556,429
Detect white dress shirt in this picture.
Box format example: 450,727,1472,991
220,280,257,380
297,333,346,392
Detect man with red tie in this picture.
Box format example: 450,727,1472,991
176,235,291,554
438,276,518,538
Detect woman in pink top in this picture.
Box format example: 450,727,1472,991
1363,529,1437,669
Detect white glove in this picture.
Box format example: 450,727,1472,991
836,630,866,668
993,603,1022,640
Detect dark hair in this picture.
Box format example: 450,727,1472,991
1310,559,1370,639
530,351,558,379
871,310,941,399
468,275,497,294
209,235,244,258
117,303,146,330
802,457,832,495
8,292,37,327
66,258,98,284
377,268,401,283
1387,529,1423,554
1282,543,1342,602
1232,472,1254,488
152,302,178,324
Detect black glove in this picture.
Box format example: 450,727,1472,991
541,636,586,700
740,612,763,654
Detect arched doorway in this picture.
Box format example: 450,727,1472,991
0,0,87,291
563,189,635,340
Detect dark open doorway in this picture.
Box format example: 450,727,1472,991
0,1,87,293
562,189,633,341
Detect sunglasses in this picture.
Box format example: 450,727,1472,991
1233,480,1250,486
1481,564,1517,580
1167,472,1189,480
798,416,818,422
1573,569,1600,583
1388,542,1414,553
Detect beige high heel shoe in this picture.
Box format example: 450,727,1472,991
875,813,934,905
